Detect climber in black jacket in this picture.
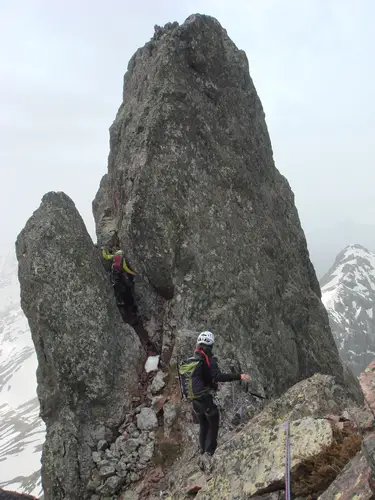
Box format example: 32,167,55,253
190,331,250,472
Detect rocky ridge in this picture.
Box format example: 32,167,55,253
13,13,367,500
93,14,358,399
321,244,375,375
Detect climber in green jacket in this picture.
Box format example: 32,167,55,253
101,246,138,319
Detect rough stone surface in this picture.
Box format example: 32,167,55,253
97,474,123,495
164,373,364,499
15,192,141,499
360,359,375,412
93,13,361,401
139,441,155,463
87,408,157,493
136,407,158,430
195,417,333,498
163,402,178,430
151,370,166,394
249,373,362,429
97,439,108,452
318,450,373,500
362,431,375,493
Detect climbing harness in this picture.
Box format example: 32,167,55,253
284,421,291,500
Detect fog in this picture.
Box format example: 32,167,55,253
1,0,374,276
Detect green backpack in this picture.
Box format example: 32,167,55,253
177,353,210,400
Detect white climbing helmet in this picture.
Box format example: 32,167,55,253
197,331,215,346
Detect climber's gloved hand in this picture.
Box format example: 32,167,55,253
240,374,251,381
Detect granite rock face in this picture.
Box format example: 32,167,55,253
93,14,359,400
16,192,141,499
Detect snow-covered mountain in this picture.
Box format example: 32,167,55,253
321,244,375,376
0,250,44,497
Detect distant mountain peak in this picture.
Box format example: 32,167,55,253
321,244,375,376
0,249,43,496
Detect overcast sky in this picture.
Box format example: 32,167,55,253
1,0,374,276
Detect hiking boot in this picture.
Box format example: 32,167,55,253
199,453,213,473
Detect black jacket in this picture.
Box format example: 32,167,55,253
192,348,241,398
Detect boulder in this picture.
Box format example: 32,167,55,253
163,402,178,430
97,475,124,496
250,373,362,428
185,472,208,495
151,370,166,394
97,439,108,451
196,418,333,498
93,13,361,402
139,441,155,463
136,407,158,430
15,192,142,499
165,373,363,499
318,450,373,499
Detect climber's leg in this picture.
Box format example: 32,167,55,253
205,403,220,455
192,399,211,454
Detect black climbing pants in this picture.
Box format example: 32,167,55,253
111,272,137,314
192,394,220,456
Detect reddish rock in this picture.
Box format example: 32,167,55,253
148,466,165,483
359,359,375,412
152,395,168,413
129,466,165,499
324,414,356,432
185,472,208,495
318,451,372,499
343,407,374,432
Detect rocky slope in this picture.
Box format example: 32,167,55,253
14,13,364,500
0,251,44,497
163,373,373,499
321,244,375,376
